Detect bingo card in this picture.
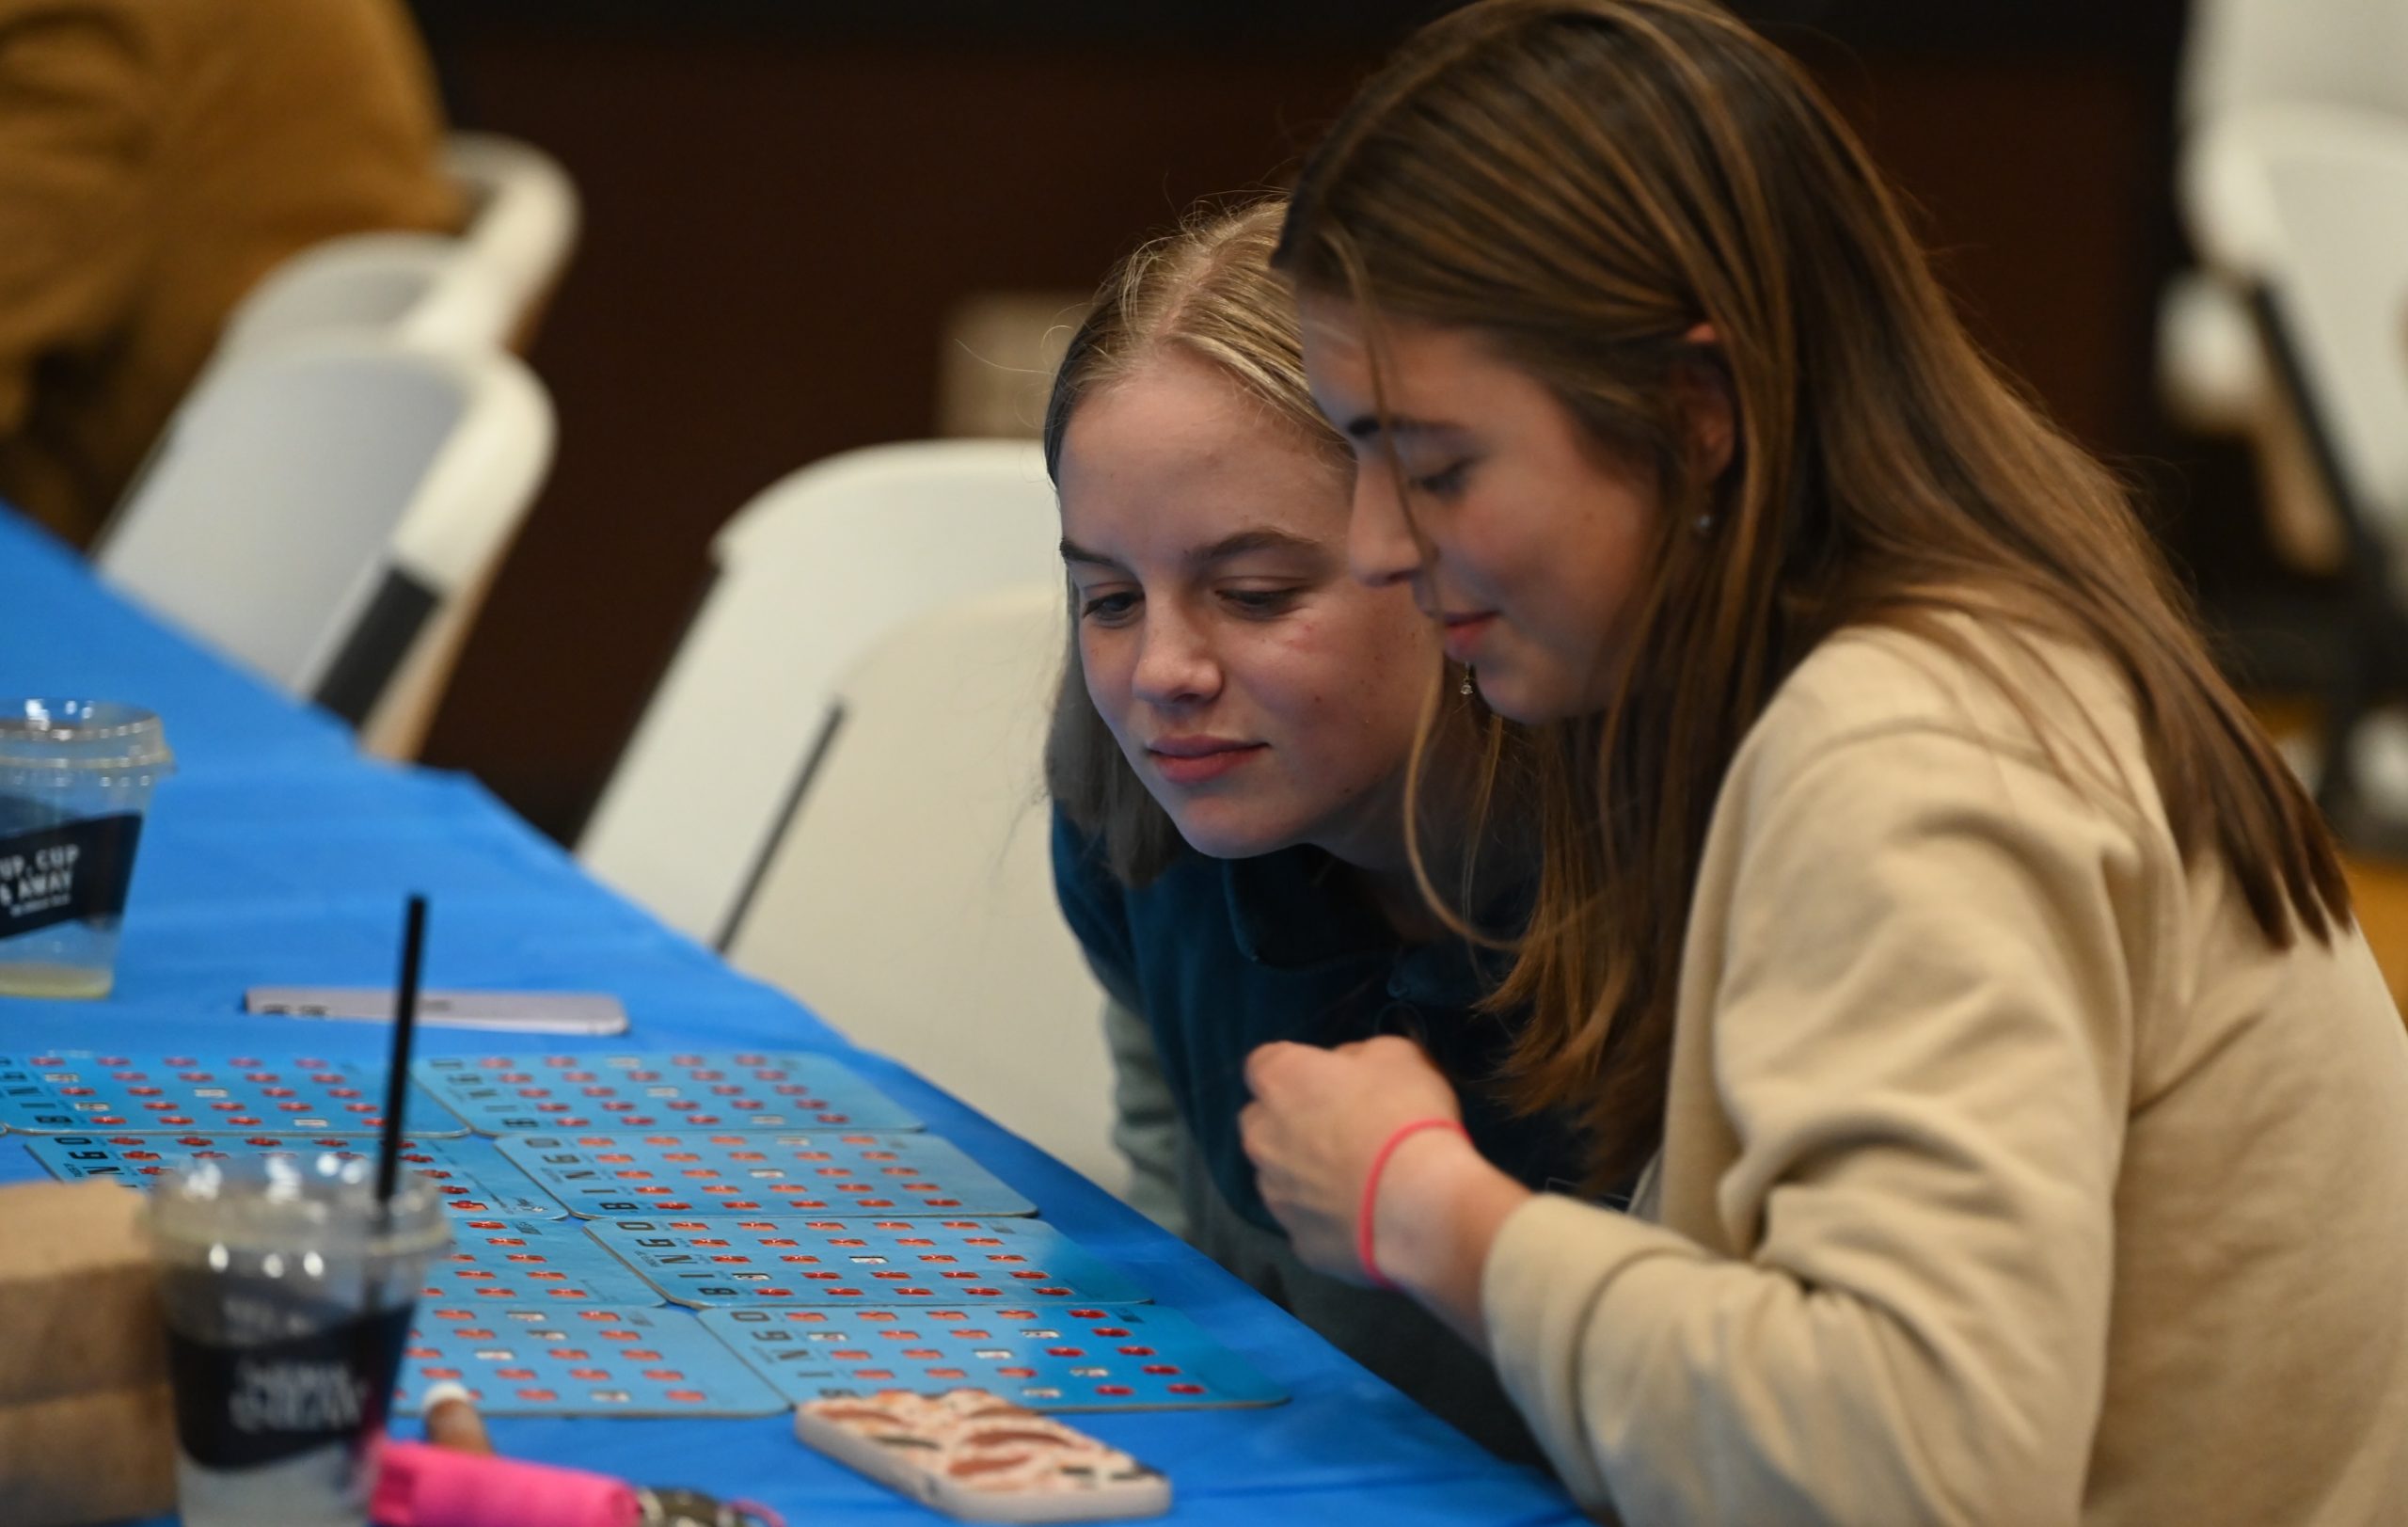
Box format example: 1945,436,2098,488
23,1131,565,1220
0,1051,462,1135
495,1130,1034,1218
704,1304,1286,1410
394,1304,784,1417
414,1051,921,1135
587,1217,1149,1308
422,1217,662,1307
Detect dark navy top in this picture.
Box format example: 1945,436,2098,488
1049,805,1587,1232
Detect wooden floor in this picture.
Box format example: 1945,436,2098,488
2244,701,2408,1009
2345,853,2408,1010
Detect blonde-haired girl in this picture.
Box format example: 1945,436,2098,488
1045,199,1582,1461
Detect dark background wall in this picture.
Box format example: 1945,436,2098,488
408,0,2252,844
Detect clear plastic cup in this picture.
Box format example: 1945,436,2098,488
0,698,174,997
146,1153,451,1527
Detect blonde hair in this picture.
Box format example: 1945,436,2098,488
1040,199,1349,884
1278,0,2351,1187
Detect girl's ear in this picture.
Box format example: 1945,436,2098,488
1673,322,1736,485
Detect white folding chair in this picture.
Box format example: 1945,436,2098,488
2185,105,2408,571
443,132,581,348
94,336,555,754
578,439,1064,946
213,232,515,365
2178,0,2408,131
2193,104,2408,835
721,582,1117,1192
2161,0,2408,555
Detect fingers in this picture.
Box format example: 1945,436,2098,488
1252,1034,1432,1081
1244,1040,1315,1095
1243,1042,1285,1093
422,1381,494,1455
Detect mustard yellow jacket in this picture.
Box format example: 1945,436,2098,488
0,0,458,545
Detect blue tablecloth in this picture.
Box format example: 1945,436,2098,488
0,510,1578,1525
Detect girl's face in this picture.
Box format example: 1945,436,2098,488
1299,295,1674,726
1057,350,1437,871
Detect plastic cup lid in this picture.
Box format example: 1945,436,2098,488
0,699,174,772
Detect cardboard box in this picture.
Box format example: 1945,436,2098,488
0,1181,176,1526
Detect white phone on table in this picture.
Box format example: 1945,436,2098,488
243,986,631,1035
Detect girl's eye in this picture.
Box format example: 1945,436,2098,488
1221,587,1301,617
1409,460,1471,500
1079,591,1139,624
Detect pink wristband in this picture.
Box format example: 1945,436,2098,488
1357,1117,1469,1292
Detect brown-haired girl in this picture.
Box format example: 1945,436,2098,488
1236,4,2408,1519
1044,199,1582,1460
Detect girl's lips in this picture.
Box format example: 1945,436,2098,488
1441,612,1497,664
1148,744,1266,786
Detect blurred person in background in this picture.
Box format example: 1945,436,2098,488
0,0,458,547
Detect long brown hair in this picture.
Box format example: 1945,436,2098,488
1276,0,2353,1187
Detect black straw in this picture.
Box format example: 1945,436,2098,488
372,895,428,1208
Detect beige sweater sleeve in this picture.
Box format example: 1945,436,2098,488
1483,720,2153,1524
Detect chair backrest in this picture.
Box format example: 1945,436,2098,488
2180,0,2408,129
443,131,581,336
721,582,1117,1191
95,336,555,724
2189,105,2408,598
578,439,1065,946
214,232,515,364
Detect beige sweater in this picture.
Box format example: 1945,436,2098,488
1482,621,2408,1525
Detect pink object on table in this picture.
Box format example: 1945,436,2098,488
372,1439,643,1527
